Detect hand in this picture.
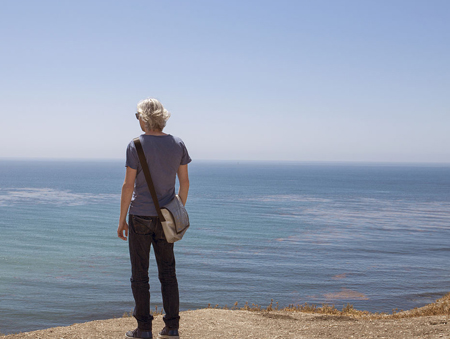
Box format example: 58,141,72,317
117,220,129,241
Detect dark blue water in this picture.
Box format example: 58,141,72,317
1,160,449,334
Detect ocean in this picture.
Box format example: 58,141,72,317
0,160,449,334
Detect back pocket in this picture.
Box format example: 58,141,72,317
131,215,154,235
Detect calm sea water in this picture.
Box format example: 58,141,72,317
0,160,449,334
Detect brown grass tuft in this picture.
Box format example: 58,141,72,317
213,292,450,319
392,292,450,318
123,305,164,318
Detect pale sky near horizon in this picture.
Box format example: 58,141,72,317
1,0,449,163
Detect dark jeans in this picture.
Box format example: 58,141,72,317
128,214,180,331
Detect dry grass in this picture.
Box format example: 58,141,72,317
122,305,164,318
391,292,450,318
206,293,450,319
121,293,450,321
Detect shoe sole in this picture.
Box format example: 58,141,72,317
158,335,179,339
126,333,153,339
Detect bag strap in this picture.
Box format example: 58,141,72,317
133,137,166,222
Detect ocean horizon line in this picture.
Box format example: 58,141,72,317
1,157,450,167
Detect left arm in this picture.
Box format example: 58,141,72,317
117,166,137,240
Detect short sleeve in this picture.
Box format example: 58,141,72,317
180,140,192,165
125,141,139,169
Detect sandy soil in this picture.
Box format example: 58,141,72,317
1,308,449,339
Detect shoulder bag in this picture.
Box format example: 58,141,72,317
133,137,190,243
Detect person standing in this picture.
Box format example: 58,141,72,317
117,98,191,339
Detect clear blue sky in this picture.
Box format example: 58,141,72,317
1,0,449,162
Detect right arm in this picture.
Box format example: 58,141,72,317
177,164,190,206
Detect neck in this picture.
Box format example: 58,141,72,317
144,129,167,136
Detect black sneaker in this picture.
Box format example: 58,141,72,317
126,328,153,338
158,327,179,339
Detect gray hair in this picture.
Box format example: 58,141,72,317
137,98,171,131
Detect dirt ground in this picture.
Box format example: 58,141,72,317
1,308,449,339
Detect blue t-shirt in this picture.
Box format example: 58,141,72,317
126,134,191,216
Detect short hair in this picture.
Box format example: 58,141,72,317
137,98,171,131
